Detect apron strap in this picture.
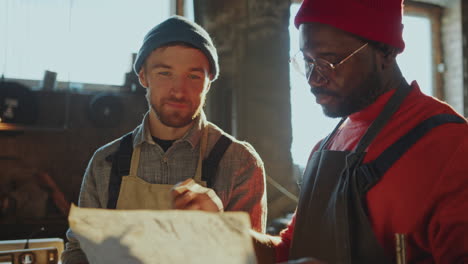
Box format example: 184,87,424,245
358,113,467,193
107,132,133,209
354,80,412,154
129,145,142,177
107,129,233,208
319,117,347,151
194,128,208,185
320,79,411,152
202,135,233,187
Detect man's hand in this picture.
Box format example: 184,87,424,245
171,179,223,212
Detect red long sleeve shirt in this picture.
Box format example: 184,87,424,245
276,82,468,264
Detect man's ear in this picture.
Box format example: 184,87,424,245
204,74,213,93
379,48,398,70
203,81,212,96
138,68,149,88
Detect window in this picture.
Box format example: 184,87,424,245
289,3,439,168
0,0,171,86
397,15,433,96
289,3,339,167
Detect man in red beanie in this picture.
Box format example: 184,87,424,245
250,0,468,263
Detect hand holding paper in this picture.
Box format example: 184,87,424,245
171,178,224,212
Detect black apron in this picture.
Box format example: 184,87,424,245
290,82,411,264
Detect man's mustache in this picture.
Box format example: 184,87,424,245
310,87,339,97
164,97,189,105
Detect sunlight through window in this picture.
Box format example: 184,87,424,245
0,0,171,85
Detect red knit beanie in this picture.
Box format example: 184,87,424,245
294,0,405,52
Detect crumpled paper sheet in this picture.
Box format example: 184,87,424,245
69,205,257,264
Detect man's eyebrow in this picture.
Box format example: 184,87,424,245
150,63,172,69
189,67,205,73
149,64,205,73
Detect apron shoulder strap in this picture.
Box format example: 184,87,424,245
107,132,133,209
202,135,233,188
354,81,412,153
358,113,466,193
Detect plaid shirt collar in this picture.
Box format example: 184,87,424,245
133,111,207,149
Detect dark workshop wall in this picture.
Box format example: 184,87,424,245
0,89,147,239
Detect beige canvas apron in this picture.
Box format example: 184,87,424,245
116,128,208,210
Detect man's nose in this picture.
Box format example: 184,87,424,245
308,70,328,88
171,76,188,96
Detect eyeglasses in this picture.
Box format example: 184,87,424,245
290,43,368,86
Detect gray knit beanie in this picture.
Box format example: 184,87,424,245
133,15,219,81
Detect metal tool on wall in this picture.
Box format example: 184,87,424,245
0,81,39,126
0,78,72,132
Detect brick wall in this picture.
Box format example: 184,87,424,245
442,0,464,114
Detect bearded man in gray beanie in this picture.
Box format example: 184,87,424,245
61,15,267,264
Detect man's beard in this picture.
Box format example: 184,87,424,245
316,67,384,118
151,97,202,128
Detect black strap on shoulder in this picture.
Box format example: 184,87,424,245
107,132,133,209
358,113,466,193
202,135,233,188
354,81,412,154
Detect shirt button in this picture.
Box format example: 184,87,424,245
163,157,168,163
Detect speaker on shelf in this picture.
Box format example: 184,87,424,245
87,93,124,128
